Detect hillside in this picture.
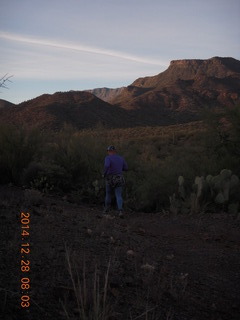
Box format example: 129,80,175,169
0,99,15,109
0,91,133,130
2,185,240,320
112,57,240,113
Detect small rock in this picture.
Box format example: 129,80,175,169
103,214,115,220
141,263,155,271
179,273,189,280
125,276,135,287
211,303,216,310
110,236,115,243
138,228,146,235
110,287,119,297
166,254,175,260
127,250,135,256
87,228,92,235
100,232,109,238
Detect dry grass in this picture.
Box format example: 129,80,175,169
63,246,112,320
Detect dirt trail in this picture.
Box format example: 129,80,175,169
1,186,240,320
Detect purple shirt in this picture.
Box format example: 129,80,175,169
104,154,128,176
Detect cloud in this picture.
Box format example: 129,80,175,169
0,31,166,67
0,43,163,81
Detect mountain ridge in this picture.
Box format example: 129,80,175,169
111,56,240,111
0,57,239,130
132,56,240,88
0,91,134,130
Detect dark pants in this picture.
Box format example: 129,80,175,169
105,184,123,210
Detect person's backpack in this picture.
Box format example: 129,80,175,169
106,174,125,188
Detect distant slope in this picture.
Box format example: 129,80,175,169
0,99,16,109
0,91,133,130
86,87,126,102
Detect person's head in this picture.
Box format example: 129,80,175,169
107,145,116,155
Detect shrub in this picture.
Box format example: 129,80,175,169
22,162,43,186
0,125,42,184
29,162,72,193
49,130,106,186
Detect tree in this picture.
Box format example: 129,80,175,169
0,74,13,89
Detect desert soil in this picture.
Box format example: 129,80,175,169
1,185,240,320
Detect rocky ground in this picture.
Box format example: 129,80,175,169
1,185,240,320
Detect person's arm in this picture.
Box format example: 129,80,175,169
103,157,111,177
123,158,128,172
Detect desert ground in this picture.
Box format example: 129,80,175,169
1,185,240,320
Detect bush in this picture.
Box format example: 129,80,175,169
22,162,43,186
49,130,106,186
0,125,42,184
29,162,72,193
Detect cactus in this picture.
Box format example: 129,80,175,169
215,192,225,204
195,176,205,199
211,169,236,204
192,176,210,212
170,169,240,214
228,202,239,215
169,193,180,215
222,179,230,202
220,169,232,179
211,175,223,192
178,176,185,199
206,175,213,183
92,180,101,195
190,192,198,214
206,175,214,197
178,176,184,186
206,174,213,183
230,175,239,189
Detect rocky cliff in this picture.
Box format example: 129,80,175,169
112,57,240,113
86,87,126,103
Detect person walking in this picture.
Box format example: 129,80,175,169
103,145,128,217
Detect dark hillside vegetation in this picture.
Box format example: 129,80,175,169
1,106,239,213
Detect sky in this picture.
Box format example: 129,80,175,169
0,0,240,103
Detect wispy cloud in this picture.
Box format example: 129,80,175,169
0,31,166,66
